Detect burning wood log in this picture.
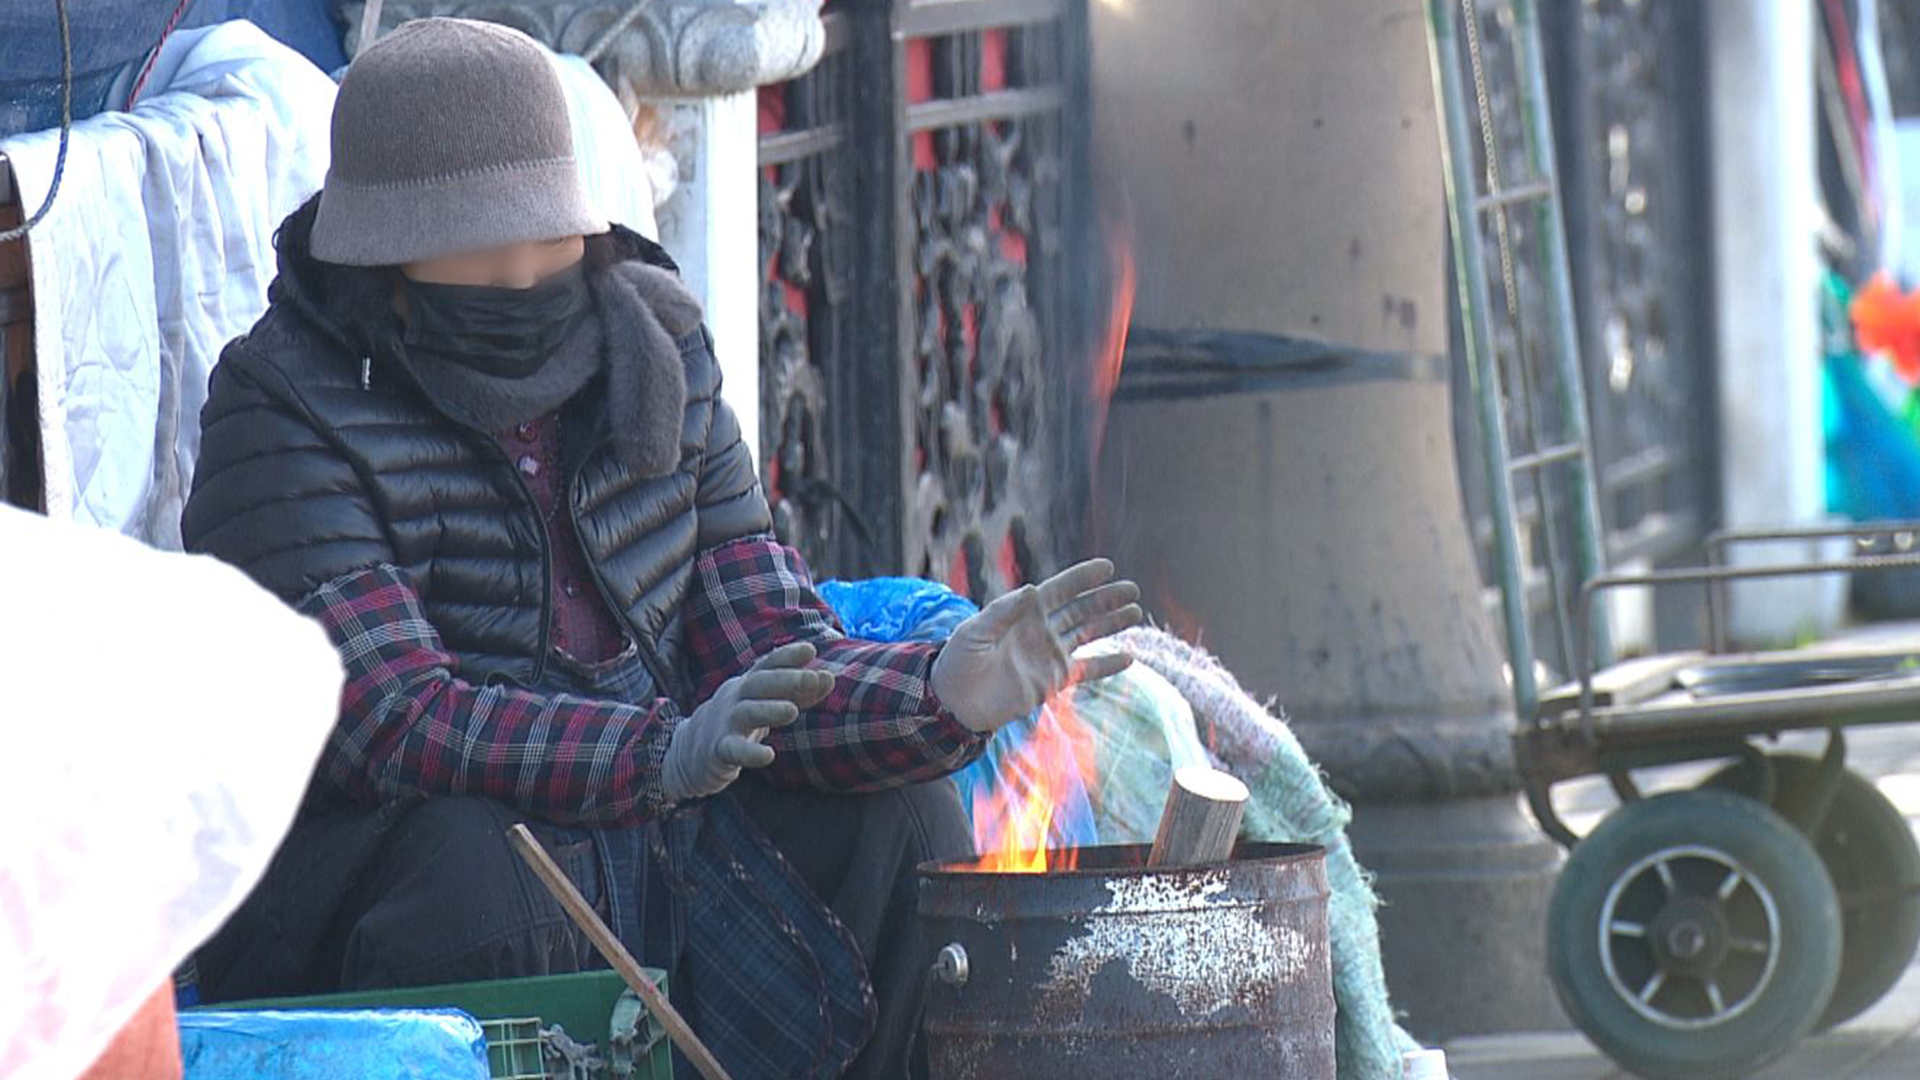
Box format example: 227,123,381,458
1147,765,1250,867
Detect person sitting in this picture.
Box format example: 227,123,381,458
180,18,1141,1080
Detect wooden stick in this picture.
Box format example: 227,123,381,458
507,824,735,1080
1147,765,1250,867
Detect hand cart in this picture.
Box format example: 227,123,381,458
1517,523,1920,1080
1426,3,1920,1076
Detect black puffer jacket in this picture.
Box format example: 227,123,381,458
182,199,770,693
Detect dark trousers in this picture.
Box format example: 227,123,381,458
216,778,972,1080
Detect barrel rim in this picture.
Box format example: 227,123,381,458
917,840,1326,881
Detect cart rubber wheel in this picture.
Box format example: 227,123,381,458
1704,754,1920,1030
1548,790,1841,1080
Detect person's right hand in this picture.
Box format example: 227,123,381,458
930,559,1143,734
660,642,835,803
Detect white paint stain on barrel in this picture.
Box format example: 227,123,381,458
1037,870,1311,1020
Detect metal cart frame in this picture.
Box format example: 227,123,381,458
1519,521,1920,849
1510,521,1920,1076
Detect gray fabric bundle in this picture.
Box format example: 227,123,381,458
1113,626,1418,1080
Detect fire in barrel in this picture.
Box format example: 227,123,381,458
918,766,1337,1078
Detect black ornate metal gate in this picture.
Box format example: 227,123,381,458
1545,0,1718,576
757,0,1090,601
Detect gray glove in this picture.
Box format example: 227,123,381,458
661,641,835,803
930,559,1144,734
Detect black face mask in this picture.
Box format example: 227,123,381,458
401,262,590,378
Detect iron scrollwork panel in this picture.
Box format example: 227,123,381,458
759,21,857,574
903,11,1079,604
1556,0,1714,571
757,0,1086,600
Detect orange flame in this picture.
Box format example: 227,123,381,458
1153,574,1206,648
1088,210,1137,463
971,779,1060,874
968,686,1099,873
968,201,1136,875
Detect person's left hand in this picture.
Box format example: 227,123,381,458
931,559,1145,734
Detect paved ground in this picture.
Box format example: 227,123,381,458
1445,720,1920,1080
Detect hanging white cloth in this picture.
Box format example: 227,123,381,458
551,49,662,241
1,21,337,544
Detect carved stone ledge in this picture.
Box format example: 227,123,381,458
342,0,826,96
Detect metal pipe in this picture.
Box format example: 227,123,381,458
1703,520,1920,651
1508,442,1584,474
1427,0,1538,718
1511,0,1612,670
354,0,385,57
1462,0,1581,689
1573,550,1920,731
1706,520,1920,560
1705,528,1729,655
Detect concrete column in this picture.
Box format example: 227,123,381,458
1708,0,1843,644
1089,0,1564,1039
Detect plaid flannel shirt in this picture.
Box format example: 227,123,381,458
299,535,985,828
684,536,987,791
298,565,678,827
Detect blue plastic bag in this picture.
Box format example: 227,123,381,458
816,577,978,643
819,578,1099,851
179,1010,491,1080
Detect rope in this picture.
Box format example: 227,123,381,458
0,0,73,246
125,0,198,110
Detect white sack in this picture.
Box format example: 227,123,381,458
0,505,344,1080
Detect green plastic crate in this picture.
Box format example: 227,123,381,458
205,970,671,1080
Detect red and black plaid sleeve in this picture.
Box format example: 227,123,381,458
297,564,680,826
683,535,988,792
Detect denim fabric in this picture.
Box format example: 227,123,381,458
0,1,349,140
531,655,878,1080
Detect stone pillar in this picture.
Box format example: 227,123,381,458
344,0,830,465
647,92,762,457
1089,0,1564,1039
1707,0,1843,645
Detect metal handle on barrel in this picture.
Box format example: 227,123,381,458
930,943,969,987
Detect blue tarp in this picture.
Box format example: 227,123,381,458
179,1010,490,1080
1825,350,1920,520
816,576,977,644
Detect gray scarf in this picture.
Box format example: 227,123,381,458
392,262,701,477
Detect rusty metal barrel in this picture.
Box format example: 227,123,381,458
917,842,1334,1078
